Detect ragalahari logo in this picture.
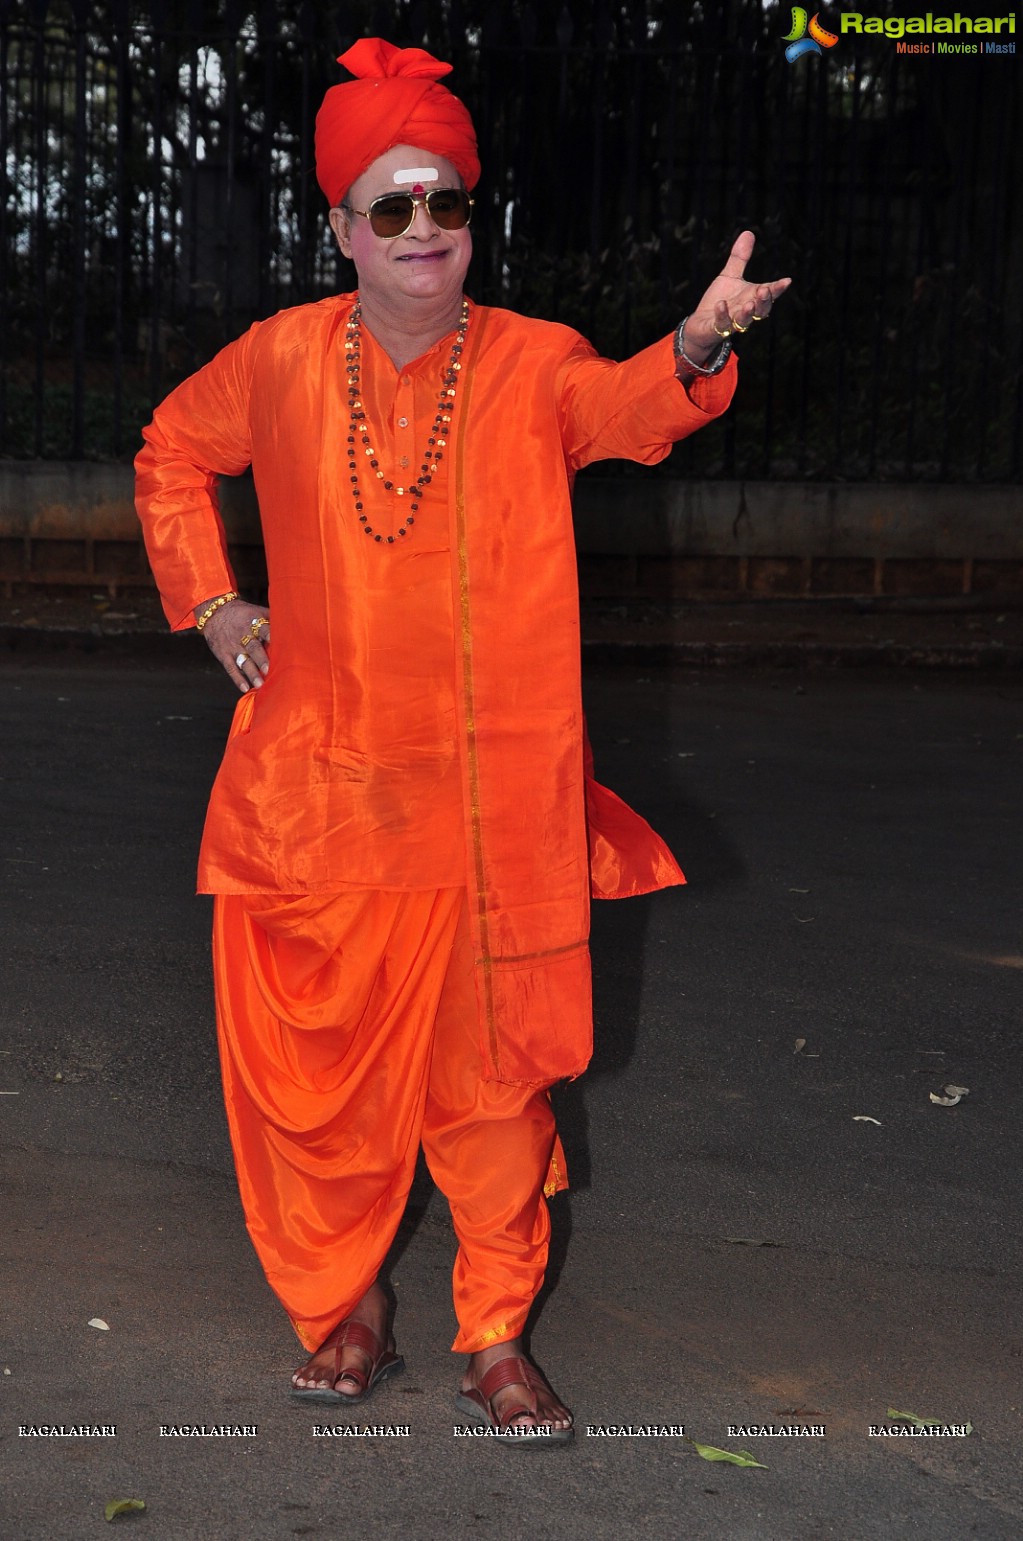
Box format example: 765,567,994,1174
783,8,840,62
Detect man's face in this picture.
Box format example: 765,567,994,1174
329,145,472,312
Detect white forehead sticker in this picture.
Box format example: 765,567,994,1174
393,167,438,184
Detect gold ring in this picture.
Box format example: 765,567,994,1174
731,318,749,334
713,323,732,339
250,617,268,632
240,632,253,647
750,311,766,322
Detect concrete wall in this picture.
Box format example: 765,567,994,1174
575,478,1023,600
1,462,1020,599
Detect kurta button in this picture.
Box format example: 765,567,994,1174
398,416,409,428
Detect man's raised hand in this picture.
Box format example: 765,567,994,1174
682,230,791,361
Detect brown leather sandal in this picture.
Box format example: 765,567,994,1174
454,1355,574,1447
289,1317,404,1405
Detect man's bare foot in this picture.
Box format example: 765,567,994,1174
458,1338,573,1440
291,1281,395,1398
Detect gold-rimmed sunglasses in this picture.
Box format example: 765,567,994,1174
346,188,474,239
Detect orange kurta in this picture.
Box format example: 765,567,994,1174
136,295,737,1083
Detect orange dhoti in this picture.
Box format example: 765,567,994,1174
212,885,567,1354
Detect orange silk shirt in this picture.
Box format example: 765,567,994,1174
135,295,737,1081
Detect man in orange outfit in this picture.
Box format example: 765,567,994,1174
135,38,790,1444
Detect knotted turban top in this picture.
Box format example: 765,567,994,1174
315,37,481,207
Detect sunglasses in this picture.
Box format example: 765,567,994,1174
347,188,474,239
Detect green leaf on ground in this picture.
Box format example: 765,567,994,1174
687,1440,767,1468
104,1498,145,1521
887,1408,972,1432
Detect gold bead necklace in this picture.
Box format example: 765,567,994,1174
344,297,469,543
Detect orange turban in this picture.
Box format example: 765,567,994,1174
315,38,481,207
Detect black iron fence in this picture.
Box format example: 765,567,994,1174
2,0,1021,480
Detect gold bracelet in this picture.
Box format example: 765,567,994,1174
195,591,239,631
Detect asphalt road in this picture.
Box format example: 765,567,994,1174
2,649,1021,1540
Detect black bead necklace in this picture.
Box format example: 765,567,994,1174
344,297,470,543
